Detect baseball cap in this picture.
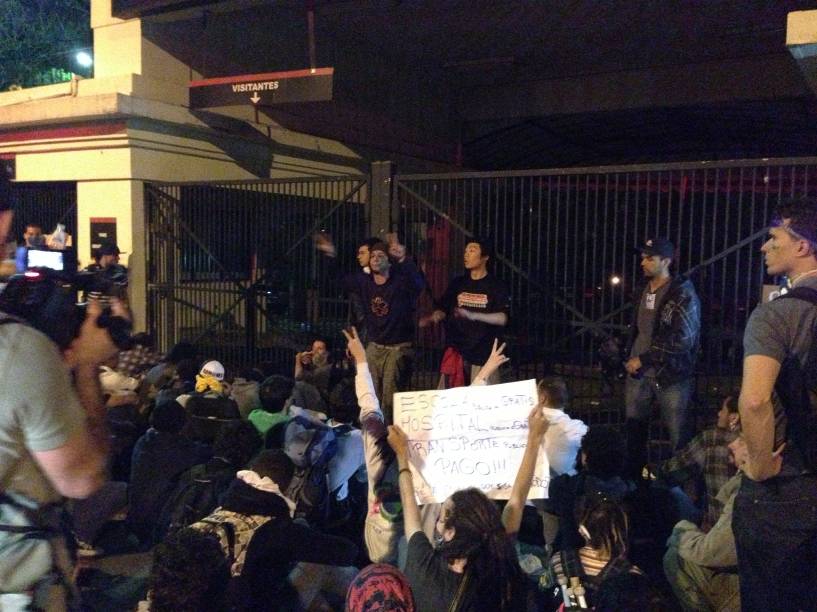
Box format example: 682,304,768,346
635,237,674,258
98,242,124,256
199,360,225,381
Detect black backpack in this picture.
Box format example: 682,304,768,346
772,287,817,472
154,461,234,542
184,394,242,443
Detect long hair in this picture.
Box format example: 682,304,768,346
575,497,630,559
436,488,526,611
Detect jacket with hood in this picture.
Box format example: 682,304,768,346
217,478,357,611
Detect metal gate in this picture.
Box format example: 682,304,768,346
7,181,77,245
145,176,368,369
393,159,817,432
145,159,817,450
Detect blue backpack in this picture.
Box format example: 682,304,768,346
283,415,338,523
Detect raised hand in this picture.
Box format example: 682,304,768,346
341,326,367,364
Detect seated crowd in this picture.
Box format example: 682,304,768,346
71,328,746,612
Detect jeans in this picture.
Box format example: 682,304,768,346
733,473,817,611
625,376,694,450
365,342,414,425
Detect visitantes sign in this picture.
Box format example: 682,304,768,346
393,379,549,504
189,67,334,109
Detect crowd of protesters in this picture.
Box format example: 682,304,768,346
2,195,817,611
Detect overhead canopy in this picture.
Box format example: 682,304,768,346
115,0,817,169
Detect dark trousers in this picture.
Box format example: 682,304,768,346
733,472,817,611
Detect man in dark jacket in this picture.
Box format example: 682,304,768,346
193,449,358,611
624,238,700,480
128,401,212,545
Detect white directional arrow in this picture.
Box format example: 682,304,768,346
250,92,260,104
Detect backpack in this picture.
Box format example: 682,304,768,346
283,415,338,523
189,509,271,577
283,415,338,468
771,287,817,472
555,548,635,608
184,394,242,443
154,461,233,542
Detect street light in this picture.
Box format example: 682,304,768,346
75,51,93,68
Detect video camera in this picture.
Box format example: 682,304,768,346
0,248,133,350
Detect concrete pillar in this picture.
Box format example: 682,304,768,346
787,10,817,95
76,180,147,331
369,161,394,239
91,0,194,85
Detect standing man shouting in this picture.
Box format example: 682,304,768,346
346,238,424,423
420,238,510,386
734,197,817,611
624,238,700,480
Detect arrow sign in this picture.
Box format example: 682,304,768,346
190,67,334,109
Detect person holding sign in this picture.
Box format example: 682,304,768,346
344,328,510,567
386,401,548,612
420,238,510,387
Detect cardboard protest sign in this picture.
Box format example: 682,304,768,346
393,379,549,504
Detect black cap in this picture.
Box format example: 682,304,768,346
98,242,123,256
635,237,674,258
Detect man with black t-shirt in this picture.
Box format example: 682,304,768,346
345,240,424,423
421,238,509,386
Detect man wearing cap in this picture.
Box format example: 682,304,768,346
624,237,700,481
733,196,817,610
345,239,425,423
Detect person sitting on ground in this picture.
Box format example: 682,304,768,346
537,377,589,477
343,328,510,566
128,400,212,546
546,426,635,552
345,564,416,612
324,378,365,505
230,367,265,419
294,338,332,388
180,361,242,443
116,332,162,378
387,409,541,612
145,341,197,391
153,357,199,409
249,374,295,441
139,527,231,612
154,420,263,542
550,497,642,607
663,434,747,612
655,395,739,530
190,449,359,612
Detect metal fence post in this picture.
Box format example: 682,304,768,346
370,161,394,239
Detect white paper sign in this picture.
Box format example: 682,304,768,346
393,379,549,504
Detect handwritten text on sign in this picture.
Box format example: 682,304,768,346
394,379,549,504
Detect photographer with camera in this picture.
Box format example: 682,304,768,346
0,193,123,609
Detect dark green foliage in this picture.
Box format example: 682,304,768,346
0,0,91,91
